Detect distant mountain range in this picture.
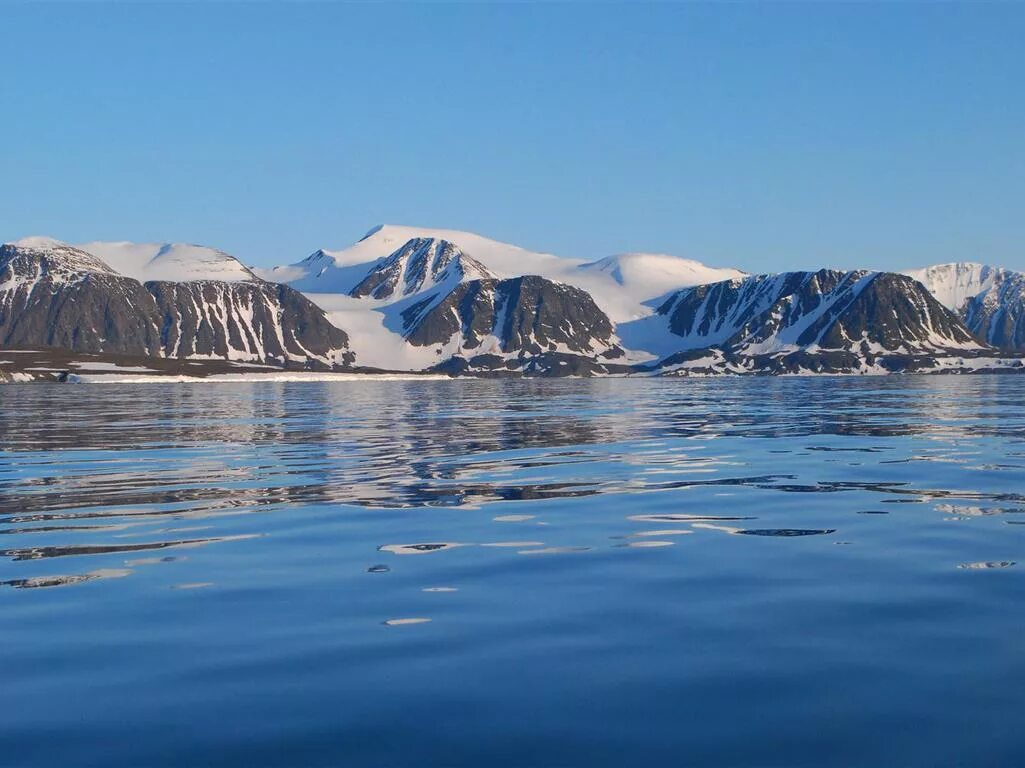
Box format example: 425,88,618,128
0,238,352,372
1,226,1023,380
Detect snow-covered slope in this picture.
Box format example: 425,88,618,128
263,224,744,323
571,253,745,320
76,241,258,283
5,236,121,277
904,263,1003,311
907,262,1025,350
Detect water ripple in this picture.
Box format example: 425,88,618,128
1,377,1024,590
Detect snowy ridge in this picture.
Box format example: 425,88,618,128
76,241,258,283
256,248,361,293
259,224,568,296
572,253,745,320
3,238,120,280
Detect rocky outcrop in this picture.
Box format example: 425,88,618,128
147,281,353,366
400,275,622,359
962,272,1025,349
656,269,983,360
0,242,166,356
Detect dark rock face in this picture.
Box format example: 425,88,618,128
147,281,353,366
350,238,493,300
818,273,978,351
658,269,982,359
0,243,353,367
401,275,620,356
0,243,165,356
962,271,1025,350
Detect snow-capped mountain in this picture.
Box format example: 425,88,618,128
906,262,1025,350
260,224,747,370
0,239,353,367
349,238,494,300
265,224,744,322
962,272,1025,350
3,228,1024,378
904,263,1002,312
76,240,258,283
638,269,989,374
260,224,569,292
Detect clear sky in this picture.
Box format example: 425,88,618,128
2,2,1023,273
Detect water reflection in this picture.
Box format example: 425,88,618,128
378,543,465,555
1,377,1024,589
0,533,259,561
1,567,132,590
737,528,837,537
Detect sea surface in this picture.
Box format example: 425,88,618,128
2,377,1025,767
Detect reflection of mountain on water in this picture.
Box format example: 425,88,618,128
2,567,133,590
3,379,1025,520
2,376,1025,587
1,534,259,562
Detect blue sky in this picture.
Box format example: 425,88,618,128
2,2,1023,273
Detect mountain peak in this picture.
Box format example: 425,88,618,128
904,262,1005,311
1,239,119,277
350,237,494,300
906,262,1025,350
8,235,68,251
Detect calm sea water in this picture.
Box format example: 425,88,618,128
2,377,1025,767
